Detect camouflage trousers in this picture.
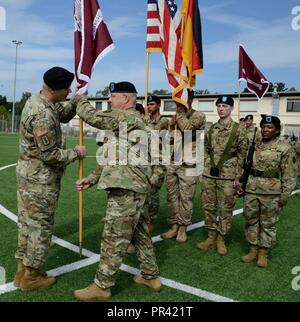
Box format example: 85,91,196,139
166,165,197,226
16,175,60,268
243,193,282,248
201,177,236,236
95,189,159,289
147,177,164,224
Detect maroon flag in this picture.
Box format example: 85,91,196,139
239,45,269,99
74,0,114,94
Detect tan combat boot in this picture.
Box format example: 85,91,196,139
127,243,136,254
257,247,269,268
216,234,227,256
74,283,111,301
20,266,56,292
13,260,25,287
160,224,179,240
133,275,162,292
241,245,258,263
196,230,217,250
176,225,187,243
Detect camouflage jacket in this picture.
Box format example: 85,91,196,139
203,119,248,180
143,114,169,131
172,108,206,166
16,94,79,184
246,137,297,200
76,97,165,194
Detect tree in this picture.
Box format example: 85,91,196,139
194,89,210,95
150,89,171,95
0,105,8,118
96,86,109,97
268,82,288,93
15,92,31,115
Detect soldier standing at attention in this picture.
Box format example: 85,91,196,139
161,89,206,243
197,96,248,255
14,67,87,291
237,115,296,267
144,95,169,233
74,82,163,301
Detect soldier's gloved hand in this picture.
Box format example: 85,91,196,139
76,178,92,191
75,145,87,159
277,199,288,207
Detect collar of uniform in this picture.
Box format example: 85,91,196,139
216,118,234,130
261,136,280,147
38,93,56,111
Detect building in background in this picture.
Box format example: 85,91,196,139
63,91,300,137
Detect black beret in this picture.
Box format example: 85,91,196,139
147,95,161,104
240,117,245,122
215,95,234,107
244,114,253,121
109,81,137,93
43,66,74,90
260,115,281,130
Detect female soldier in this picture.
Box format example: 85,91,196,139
238,115,296,268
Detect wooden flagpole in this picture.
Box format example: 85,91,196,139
145,51,150,113
79,119,84,257
237,81,241,123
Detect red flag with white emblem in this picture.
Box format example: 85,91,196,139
74,0,114,94
239,45,269,100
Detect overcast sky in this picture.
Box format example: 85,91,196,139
0,0,300,100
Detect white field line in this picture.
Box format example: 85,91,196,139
1,163,299,301
0,163,17,171
0,203,236,302
0,255,100,295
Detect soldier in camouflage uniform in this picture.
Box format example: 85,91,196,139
74,82,164,302
197,96,248,255
161,89,206,243
14,67,87,291
244,114,261,144
144,95,169,232
238,115,296,267
291,139,300,190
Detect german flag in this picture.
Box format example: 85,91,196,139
181,0,203,87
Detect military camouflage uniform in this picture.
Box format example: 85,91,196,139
143,114,169,224
202,119,248,236
291,140,300,189
16,94,80,268
243,137,297,248
166,108,206,227
76,97,163,288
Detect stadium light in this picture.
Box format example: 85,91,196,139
11,40,22,133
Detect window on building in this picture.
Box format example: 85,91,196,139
287,100,300,112
240,100,258,112
95,102,102,110
197,100,214,112
163,100,176,112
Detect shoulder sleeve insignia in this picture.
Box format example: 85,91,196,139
35,127,48,137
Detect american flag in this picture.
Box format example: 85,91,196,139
74,0,114,94
146,0,161,52
157,0,188,107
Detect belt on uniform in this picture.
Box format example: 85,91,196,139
250,169,280,179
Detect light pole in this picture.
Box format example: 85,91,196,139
11,40,22,133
